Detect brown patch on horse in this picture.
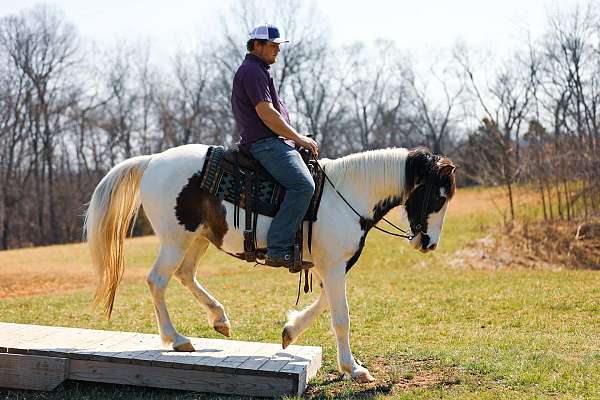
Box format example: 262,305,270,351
405,147,431,193
406,147,456,199
436,157,456,199
175,172,228,248
404,147,457,234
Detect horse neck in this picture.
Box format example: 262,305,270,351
324,148,408,220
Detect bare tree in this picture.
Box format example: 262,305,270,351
289,44,349,156
0,4,78,244
339,41,406,151
456,45,533,220
0,48,35,248
405,57,464,154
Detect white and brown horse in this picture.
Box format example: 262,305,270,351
84,145,455,383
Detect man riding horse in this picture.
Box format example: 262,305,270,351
231,23,318,269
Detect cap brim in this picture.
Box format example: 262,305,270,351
270,38,289,44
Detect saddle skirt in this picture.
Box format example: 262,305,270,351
198,144,325,224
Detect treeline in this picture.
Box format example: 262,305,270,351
457,3,600,223
0,1,599,249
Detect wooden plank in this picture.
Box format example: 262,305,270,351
213,340,267,371
279,346,322,395
282,362,308,396
0,323,32,351
18,326,84,353
163,350,207,370
148,337,234,369
2,323,85,353
69,331,138,360
186,337,235,369
3,325,59,354
82,333,147,362
128,348,171,366
129,336,217,367
91,332,148,357
0,353,68,391
236,342,283,372
254,345,319,374
0,323,321,396
149,349,199,369
305,346,322,380
259,354,295,373
197,338,247,368
0,323,61,354
155,337,229,370
29,329,123,360
128,336,231,368
68,358,296,397
28,327,117,359
0,322,32,339
109,334,162,364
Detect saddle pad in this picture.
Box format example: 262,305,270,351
198,146,324,221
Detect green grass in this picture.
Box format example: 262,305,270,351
1,187,599,399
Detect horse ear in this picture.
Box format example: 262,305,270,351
437,159,456,176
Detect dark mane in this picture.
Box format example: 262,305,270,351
405,147,456,198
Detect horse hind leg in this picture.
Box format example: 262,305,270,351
174,236,231,337
147,243,194,351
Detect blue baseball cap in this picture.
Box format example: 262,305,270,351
248,23,289,44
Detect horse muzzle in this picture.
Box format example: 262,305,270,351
410,233,437,253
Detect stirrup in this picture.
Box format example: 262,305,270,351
288,260,314,273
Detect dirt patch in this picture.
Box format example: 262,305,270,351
0,235,247,299
305,355,469,398
451,218,600,270
0,267,148,299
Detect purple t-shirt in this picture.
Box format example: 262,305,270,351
231,53,291,145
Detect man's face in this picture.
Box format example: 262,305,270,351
255,41,280,65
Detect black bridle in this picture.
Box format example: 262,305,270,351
314,159,432,241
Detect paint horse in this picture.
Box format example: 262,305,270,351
84,144,456,383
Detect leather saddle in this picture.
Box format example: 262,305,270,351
197,143,325,269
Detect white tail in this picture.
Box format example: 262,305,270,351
84,155,152,318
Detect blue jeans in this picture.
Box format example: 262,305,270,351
249,137,315,258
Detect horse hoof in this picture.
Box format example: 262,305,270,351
352,368,375,384
282,326,294,349
214,323,231,337
174,342,195,352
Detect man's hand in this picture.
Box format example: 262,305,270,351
295,135,319,157
255,101,319,156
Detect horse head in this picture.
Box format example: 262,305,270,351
404,147,456,253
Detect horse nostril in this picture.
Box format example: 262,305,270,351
428,243,437,251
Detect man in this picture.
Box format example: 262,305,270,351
231,23,318,268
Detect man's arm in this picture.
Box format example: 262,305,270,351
255,101,318,156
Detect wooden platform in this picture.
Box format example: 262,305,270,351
0,322,321,397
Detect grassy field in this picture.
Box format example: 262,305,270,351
0,187,599,399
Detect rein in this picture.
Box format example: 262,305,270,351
313,158,414,240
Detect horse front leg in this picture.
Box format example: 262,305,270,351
282,288,328,349
321,265,375,383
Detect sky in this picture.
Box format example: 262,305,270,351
0,0,587,60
